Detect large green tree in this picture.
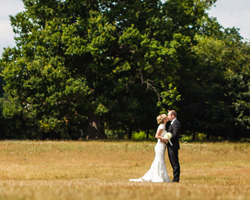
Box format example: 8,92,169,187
182,27,250,140
161,0,249,140
2,0,182,139
223,35,250,140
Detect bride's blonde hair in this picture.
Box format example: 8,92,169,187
156,114,167,124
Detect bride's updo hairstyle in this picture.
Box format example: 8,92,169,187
157,114,167,124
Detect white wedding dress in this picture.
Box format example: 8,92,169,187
129,124,170,182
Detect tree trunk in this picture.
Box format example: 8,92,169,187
128,128,133,139
192,132,196,141
146,129,149,139
226,131,234,141
206,133,210,141
87,112,107,139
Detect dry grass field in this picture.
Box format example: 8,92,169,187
0,140,249,200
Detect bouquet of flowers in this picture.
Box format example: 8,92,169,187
163,132,173,146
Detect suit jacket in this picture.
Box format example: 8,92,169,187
167,119,181,150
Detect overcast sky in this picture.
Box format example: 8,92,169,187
1,0,250,56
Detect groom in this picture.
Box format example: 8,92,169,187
165,110,181,183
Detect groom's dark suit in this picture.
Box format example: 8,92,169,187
167,119,181,182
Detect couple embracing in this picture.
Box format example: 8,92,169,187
129,110,181,183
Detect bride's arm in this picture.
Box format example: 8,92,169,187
155,129,164,140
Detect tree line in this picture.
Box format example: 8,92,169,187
0,0,249,141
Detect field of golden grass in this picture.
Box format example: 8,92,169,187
0,140,249,200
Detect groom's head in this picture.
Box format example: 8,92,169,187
168,110,177,121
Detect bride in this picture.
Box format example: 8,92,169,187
129,114,170,182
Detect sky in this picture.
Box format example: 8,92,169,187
0,0,250,56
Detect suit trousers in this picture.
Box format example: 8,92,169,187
168,148,180,181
